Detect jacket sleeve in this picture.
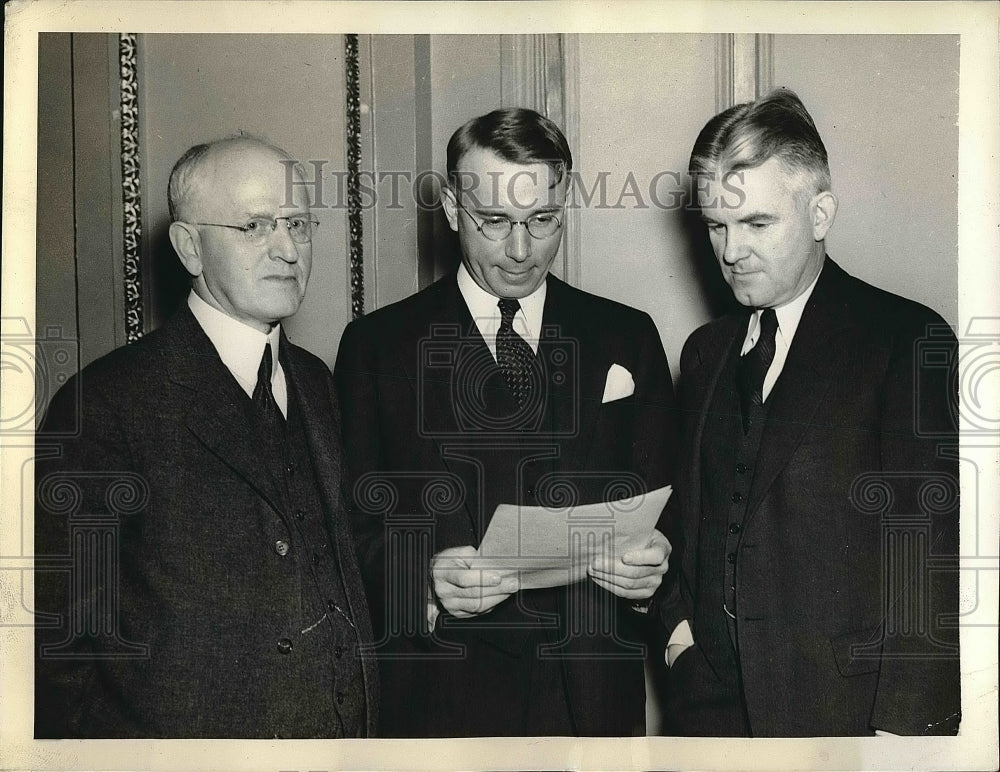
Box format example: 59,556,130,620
870,316,960,735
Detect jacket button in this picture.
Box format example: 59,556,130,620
729,522,741,534
727,552,737,564
285,461,296,476
336,691,345,705
277,638,293,654
735,463,748,474
312,552,322,565
526,486,535,498
275,540,290,556
295,509,305,521
335,645,345,659
731,492,743,503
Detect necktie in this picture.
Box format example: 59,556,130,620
496,298,536,408
253,342,285,435
735,308,778,434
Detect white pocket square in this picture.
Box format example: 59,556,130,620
601,363,635,403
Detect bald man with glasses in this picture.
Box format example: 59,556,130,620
334,108,678,737
35,136,378,738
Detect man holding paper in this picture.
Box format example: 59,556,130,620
335,107,677,737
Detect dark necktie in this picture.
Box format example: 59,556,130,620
735,308,778,434
496,298,536,408
253,342,285,435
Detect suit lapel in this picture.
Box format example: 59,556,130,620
745,260,850,520
164,307,286,515
540,277,606,473
397,277,498,538
281,337,341,512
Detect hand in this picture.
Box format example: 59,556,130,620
430,545,519,618
588,529,671,600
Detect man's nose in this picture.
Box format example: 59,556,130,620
268,222,299,262
505,222,532,261
721,229,749,265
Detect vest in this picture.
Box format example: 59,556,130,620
259,382,366,737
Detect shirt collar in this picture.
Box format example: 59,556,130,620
456,263,547,351
188,290,282,386
742,266,822,354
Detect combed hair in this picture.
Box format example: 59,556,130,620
167,134,295,222
689,88,831,193
446,107,573,188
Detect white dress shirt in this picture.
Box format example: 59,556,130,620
456,263,546,358
187,291,288,417
739,269,822,402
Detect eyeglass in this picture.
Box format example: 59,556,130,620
455,200,562,241
192,215,320,244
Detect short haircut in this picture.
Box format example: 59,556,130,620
689,88,831,194
167,135,294,222
446,107,573,188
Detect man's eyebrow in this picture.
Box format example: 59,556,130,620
737,211,777,223
471,204,562,216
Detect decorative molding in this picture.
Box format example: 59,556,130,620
118,33,144,343
345,33,365,320
715,33,775,110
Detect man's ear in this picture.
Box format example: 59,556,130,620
811,190,838,241
440,185,460,233
168,221,203,277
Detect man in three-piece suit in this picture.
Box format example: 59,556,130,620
35,137,377,737
658,89,960,736
335,108,678,736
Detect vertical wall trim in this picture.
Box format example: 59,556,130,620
717,33,775,110
345,33,365,320
715,34,735,113
118,33,144,343
560,34,581,287
755,34,774,97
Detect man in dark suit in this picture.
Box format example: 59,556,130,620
335,108,677,736
35,137,377,737
658,89,960,736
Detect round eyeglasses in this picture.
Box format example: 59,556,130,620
455,201,562,241
192,215,320,244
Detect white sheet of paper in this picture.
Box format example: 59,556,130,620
475,485,672,590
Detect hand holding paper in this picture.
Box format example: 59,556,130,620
589,528,671,599
476,485,672,591
431,545,519,618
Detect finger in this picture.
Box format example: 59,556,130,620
622,543,670,566
588,566,664,591
590,560,667,581
435,567,503,589
590,575,656,600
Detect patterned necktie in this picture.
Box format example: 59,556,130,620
735,308,778,434
496,298,536,408
252,342,285,435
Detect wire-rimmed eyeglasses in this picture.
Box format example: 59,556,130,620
191,215,320,244
455,200,562,241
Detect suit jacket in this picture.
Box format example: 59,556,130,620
659,258,960,736
34,305,378,738
334,273,677,736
